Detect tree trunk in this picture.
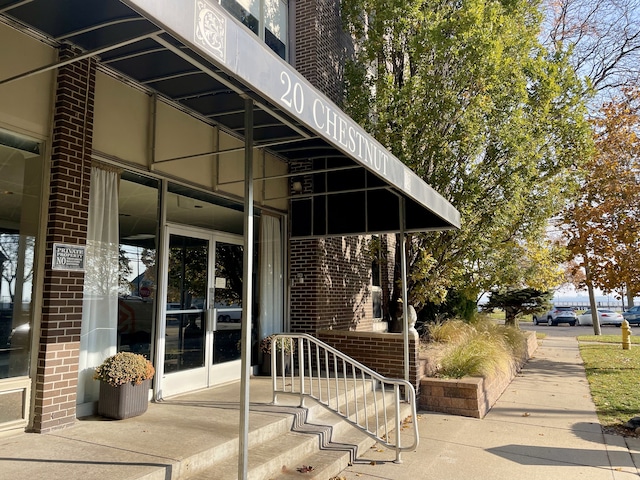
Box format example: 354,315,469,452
627,287,634,308
505,306,519,329
585,261,601,335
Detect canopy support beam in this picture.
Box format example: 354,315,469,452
399,197,410,390
238,97,254,480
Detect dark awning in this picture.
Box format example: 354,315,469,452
0,0,460,237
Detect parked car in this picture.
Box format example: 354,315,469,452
622,306,640,325
576,309,624,326
533,306,577,326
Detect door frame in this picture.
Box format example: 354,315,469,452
154,223,244,399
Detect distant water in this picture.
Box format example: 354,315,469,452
553,295,635,309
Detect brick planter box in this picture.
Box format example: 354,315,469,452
419,330,537,418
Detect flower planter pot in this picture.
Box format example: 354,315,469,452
261,352,291,376
98,379,151,420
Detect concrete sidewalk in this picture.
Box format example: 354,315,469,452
341,334,640,479
0,334,639,479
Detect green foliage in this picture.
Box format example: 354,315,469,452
482,288,552,326
419,289,479,323
94,352,155,387
342,0,592,309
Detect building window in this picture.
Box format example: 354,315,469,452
0,130,43,381
220,0,288,60
117,172,160,359
371,235,383,322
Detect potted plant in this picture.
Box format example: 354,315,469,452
260,334,295,375
94,351,155,420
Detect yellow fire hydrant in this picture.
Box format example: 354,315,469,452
621,319,632,350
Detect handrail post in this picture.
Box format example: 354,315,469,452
298,337,304,407
271,337,277,404
394,383,402,463
270,333,419,457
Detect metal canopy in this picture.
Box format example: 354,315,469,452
0,0,460,237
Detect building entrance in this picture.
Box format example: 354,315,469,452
159,225,243,398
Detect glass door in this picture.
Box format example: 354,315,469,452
159,226,244,397
210,239,243,384
161,227,211,396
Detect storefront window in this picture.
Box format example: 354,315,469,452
0,131,43,380
117,172,159,359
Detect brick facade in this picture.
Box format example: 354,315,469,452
317,329,420,390
290,237,375,334
290,0,389,337
31,47,95,433
293,0,348,105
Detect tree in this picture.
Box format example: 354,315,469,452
342,0,592,315
482,288,553,328
0,233,34,303
543,0,640,104
118,247,133,296
563,87,640,331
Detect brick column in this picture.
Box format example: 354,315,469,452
31,46,95,433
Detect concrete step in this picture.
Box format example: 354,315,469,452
182,387,413,480
268,400,415,480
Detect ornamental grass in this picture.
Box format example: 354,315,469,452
424,315,526,379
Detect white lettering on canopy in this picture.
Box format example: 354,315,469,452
280,70,388,177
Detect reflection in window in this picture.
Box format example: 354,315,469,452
164,234,208,373
117,172,159,359
371,235,383,321
213,242,243,365
0,132,43,380
220,0,288,59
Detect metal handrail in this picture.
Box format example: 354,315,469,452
269,333,419,463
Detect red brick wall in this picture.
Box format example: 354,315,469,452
317,329,420,390
293,0,348,105
288,0,380,336
289,237,374,334
31,46,95,433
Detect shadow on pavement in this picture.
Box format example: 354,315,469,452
486,443,635,469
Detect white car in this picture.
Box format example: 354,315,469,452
576,309,624,326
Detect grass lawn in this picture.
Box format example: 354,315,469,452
578,334,640,345
578,342,640,434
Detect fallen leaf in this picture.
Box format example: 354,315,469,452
522,412,530,417
297,465,314,473
370,461,377,465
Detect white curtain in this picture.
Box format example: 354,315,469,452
77,166,119,406
258,215,283,341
